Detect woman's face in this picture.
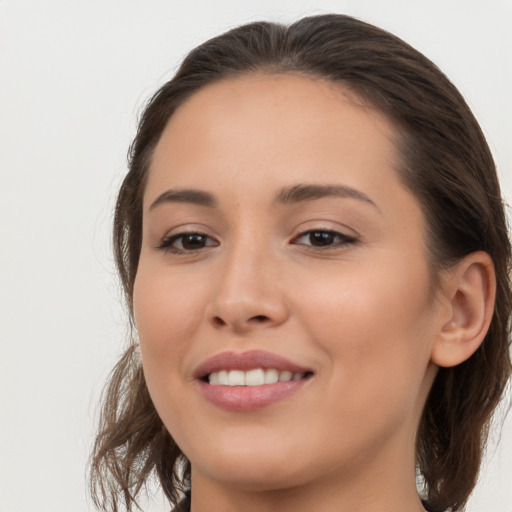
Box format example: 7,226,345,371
134,74,443,491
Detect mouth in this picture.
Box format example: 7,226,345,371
195,350,314,411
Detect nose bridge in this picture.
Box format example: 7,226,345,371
210,229,287,330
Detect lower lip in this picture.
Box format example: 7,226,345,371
198,379,308,412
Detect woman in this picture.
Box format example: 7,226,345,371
89,14,511,512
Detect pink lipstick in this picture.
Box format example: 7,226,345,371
195,350,313,412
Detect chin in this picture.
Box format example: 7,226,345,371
187,437,313,491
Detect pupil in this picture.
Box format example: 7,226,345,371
310,231,334,246
183,234,206,250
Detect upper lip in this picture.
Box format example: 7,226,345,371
194,350,313,379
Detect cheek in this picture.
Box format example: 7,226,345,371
298,257,433,339
132,265,210,433
133,265,207,367
294,259,435,396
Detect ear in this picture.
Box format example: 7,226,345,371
431,251,496,368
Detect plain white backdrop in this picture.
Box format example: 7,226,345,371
0,1,511,511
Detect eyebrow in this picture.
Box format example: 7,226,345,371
273,184,379,210
148,183,378,212
149,188,216,211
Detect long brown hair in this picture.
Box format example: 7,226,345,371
89,14,512,512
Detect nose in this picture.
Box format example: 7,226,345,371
208,241,289,333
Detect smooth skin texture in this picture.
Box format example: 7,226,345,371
133,74,495,512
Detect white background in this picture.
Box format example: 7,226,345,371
0,1,511,511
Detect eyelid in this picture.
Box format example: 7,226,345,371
291,219,359,238
156,223,217,241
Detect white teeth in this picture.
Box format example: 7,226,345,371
279,371,293,382
264,368,279,384
228,370,245,386
245,368,265,386
208,368,306,386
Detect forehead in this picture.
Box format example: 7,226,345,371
146,73,402,200
162,73,395,152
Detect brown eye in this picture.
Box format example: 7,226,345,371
158,232,218,253
308,231,336,246
180,234,209,250
293,230,356,248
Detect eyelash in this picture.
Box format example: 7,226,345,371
291,229,357,249
157,232,218,253
157,229,357,254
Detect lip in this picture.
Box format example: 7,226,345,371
194,350,313,412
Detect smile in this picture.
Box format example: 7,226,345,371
195,350,314,411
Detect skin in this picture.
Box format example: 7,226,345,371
133,74,489,512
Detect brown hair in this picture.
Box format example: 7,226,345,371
89,14,512,512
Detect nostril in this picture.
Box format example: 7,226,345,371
251,315,270,323
212,317,226,327
210,313,275,329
